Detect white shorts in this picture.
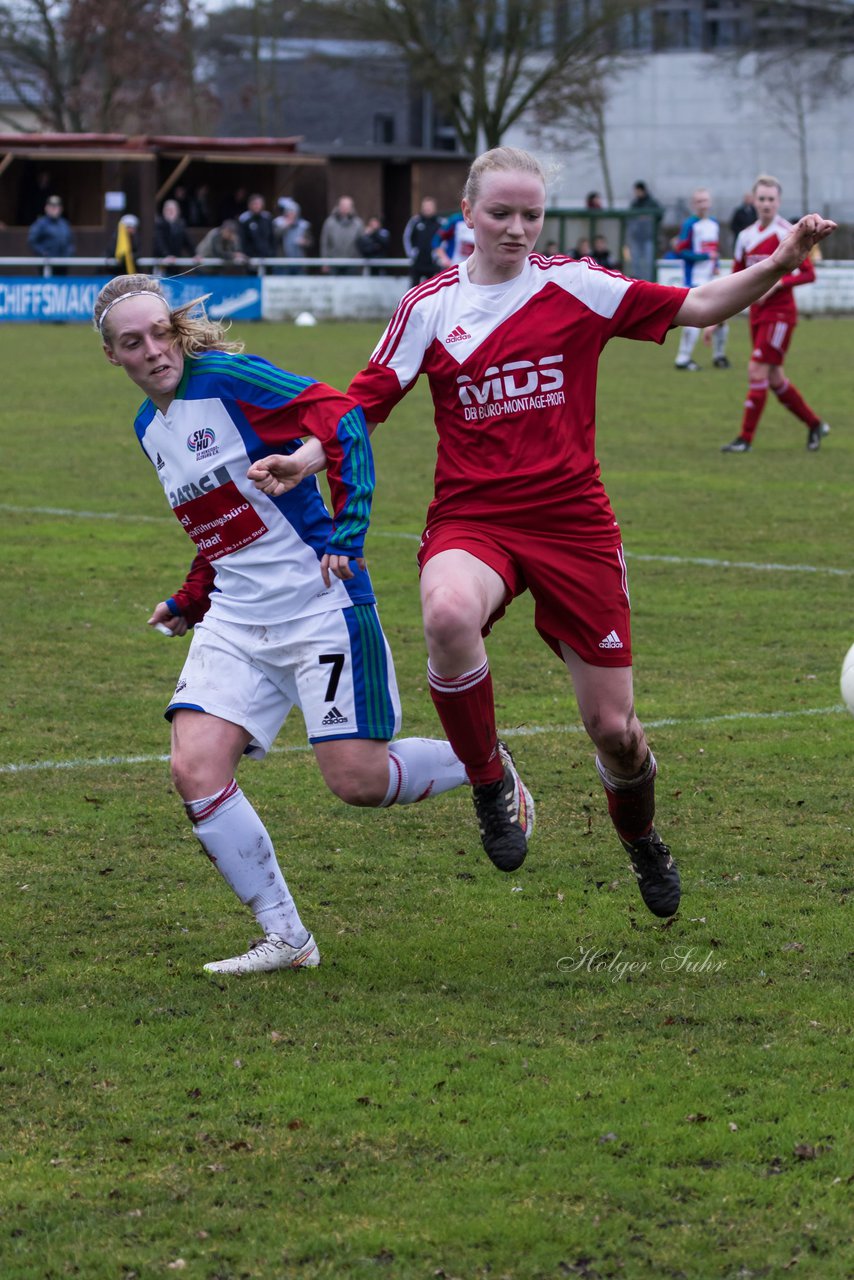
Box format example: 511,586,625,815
165,605,402,759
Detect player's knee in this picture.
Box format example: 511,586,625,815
325,767,388,807
320,757,386,808
170,752,217,804
422,585,481,653
585,712,645,767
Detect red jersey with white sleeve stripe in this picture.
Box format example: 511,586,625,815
732,215,815,324
348,255,687,537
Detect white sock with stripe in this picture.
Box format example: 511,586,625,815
676,327,699,364
381,738,468,807
185,781,309,945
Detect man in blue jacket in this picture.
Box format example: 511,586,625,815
28,195,75,271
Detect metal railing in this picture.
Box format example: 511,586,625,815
0,256,412,276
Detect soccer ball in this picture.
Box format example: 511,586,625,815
841,642,854,716
294,311,317,327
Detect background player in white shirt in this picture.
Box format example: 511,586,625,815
95,274,467,975
672,187,730,370
248,149,834,920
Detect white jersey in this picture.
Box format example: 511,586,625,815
674,214,720,287
133,351,375,627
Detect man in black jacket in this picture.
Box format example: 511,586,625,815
403,197,442,286
238,194,276,261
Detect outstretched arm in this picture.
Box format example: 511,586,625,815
248,422,379,497
675,214,835,327
248,435,329,496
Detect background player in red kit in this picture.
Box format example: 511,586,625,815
720,174,830,453
250,148,835,919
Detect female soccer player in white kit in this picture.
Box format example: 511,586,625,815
94,274,468,975
248,148,835,919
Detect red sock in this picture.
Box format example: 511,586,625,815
740,379,768,443
773,379,820,429
596,754,657,843
428,660,503,786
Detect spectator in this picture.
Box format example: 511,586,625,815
18,167,54,226
403,196,442,286
238,194,276,263
543,239,559,256
572,236,592,259
357,215,391,274
585,191,603,210
219,186,248,224
28,195,74,273
273,198,313,273
320,196,365,274
195,219,249,269
111,213,139,277
154,199,199,266
171,184,193,223
626,180,660,281
592,234,612,267
729,191,756,242
187,184,214,228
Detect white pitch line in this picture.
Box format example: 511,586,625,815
1,503,850,575
627,552,852,577
0,705,845,777
0,503,167,525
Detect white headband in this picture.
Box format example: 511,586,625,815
98,289,169,333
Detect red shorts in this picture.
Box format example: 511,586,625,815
417,518,632,667
750,315,794,365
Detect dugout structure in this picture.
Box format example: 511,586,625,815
0,133,471,269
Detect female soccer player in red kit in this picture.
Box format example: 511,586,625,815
250,147,835,918
720,174,830,453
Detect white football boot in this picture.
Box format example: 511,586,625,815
204,932,320,976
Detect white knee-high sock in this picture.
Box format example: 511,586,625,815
381,738,468,807
713,321,729,359
185,781,308,944
676,327,699,363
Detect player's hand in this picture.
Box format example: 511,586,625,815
320,553,366,587
701,325,716,346
248,452,306,496
773,213,836,271
148,601,189,636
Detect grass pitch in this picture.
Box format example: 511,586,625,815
1,315,852,1279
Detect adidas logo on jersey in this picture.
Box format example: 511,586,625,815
444,325,472,344
156,453,166,470
321,705,349,726
598,630,624,650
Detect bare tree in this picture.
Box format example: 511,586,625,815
200,0,312,135
530,69,624,205
715,0,854,211
330,0,645,153
0,0,208,132
738,49,853,211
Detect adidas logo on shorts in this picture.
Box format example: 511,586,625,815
598,630,624,650
321,705,349,726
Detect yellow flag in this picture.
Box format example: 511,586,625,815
115,221,136,274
